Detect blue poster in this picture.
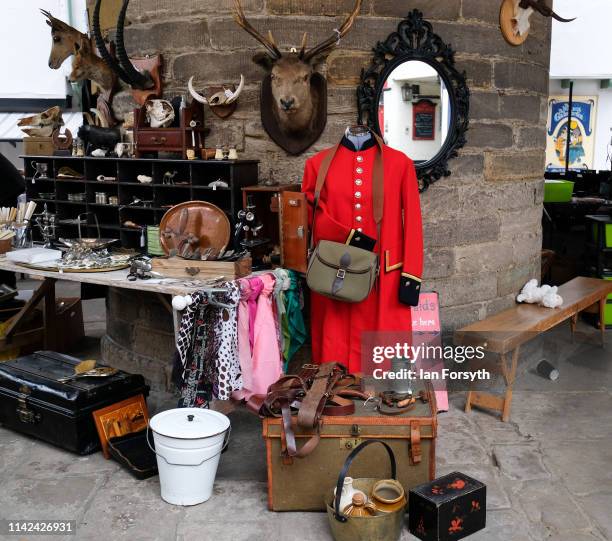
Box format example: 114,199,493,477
546,97,597,172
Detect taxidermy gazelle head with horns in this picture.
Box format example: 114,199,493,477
188,75,245,118
92,0,154,90
500,0,575,46
41,9,88,69
233,0,362,155
70,37,115,92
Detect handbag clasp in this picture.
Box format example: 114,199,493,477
336,269,346,279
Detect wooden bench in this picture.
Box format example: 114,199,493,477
454,277,612,422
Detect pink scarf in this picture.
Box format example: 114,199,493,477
249,273,282,397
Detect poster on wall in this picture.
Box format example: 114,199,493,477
546,96,598,172
413,99,436,140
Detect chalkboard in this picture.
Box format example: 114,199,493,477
413,100,436,141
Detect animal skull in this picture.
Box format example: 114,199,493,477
507,0,575,41
188,75,245,107
18,106,64,137
145,100,175,128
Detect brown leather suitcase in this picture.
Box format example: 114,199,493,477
279,191,309,273
263,384,437,511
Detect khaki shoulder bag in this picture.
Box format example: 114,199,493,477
306,132,384,303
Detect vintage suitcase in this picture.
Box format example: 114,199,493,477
263,384,437,511
0,351,149,455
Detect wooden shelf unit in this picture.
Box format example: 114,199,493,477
22,155,258,250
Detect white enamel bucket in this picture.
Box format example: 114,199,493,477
148,408,231,506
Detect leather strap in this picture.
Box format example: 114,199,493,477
410,422,422,465
309,129,385,253
297,362,341,428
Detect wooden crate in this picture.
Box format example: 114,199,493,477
23,137,54,156
151,256,251,279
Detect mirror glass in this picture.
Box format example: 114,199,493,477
377,60,452,165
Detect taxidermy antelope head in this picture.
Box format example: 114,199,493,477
233,0,362,155
18,107,64,138
70,37,115,92
41,9,88,69
188,75,245,118
501,0,575,45
92,0,154,90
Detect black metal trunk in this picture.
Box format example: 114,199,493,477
0,351,148,455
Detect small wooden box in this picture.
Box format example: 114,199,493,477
23,137,54,156
151,256,251,279
409,472,486,541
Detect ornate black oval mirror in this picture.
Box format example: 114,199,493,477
357,9,470,192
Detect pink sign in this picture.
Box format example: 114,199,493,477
410,292,440,332
410,292,448,412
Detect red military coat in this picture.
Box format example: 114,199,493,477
301,135,424,373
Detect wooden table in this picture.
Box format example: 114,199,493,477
0,257,203,352
454,277,612,422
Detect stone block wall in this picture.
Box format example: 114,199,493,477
118,0,550,331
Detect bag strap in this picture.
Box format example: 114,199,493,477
309,130,385,252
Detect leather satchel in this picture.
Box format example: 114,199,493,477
306,131,385,303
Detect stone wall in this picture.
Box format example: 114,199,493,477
120,0,550,331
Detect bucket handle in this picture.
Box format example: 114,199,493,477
146,423,231,467
333,439,396,523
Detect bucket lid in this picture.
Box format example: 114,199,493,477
150,408,230,440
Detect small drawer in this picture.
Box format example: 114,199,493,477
137,130,182,148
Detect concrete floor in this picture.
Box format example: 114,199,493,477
0,281,611,541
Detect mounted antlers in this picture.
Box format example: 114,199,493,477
500,0,575,46
232,0,362,154
233,0,361,63
92,0,154,90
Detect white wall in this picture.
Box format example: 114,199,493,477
0,0,87,99
551,0,612,79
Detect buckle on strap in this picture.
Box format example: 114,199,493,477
336,268,346,279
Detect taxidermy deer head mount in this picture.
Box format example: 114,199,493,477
70,37,115,92
41,9,88,69
500,0,575,46
92,0,154,91
188,75,245,119
233,0,362,155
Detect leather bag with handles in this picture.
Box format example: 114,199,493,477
306,131,385,303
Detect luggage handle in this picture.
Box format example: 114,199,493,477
333,439,397,523
145,424,231,467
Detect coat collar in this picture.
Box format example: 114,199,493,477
340,133,377,152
